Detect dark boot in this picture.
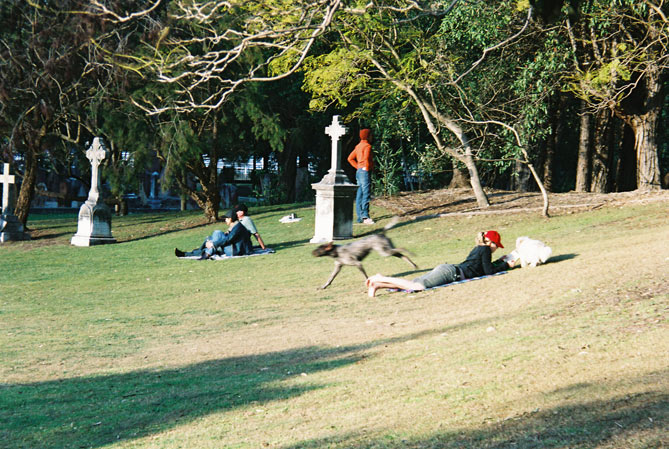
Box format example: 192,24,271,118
175,248,185,257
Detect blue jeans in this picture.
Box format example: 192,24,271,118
185,230,225,257
355,168,371,222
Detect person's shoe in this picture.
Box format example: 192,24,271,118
198,252,210,260
175,248,185,257
362,218,375,225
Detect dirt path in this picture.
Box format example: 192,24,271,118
374,188,669,218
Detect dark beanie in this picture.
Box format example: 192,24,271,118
359,129,371,140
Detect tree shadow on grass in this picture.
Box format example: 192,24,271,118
1,345,359,449
269,238,313,251
117,220,212,244
350,214,441,239
1,323,491,449
279,373,667,448
27,230,72,241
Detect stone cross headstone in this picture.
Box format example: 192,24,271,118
85,138,107,203
310,115,358,243
71,138,116,246
0,163,30,242
325,116,347,171
1,163,15,214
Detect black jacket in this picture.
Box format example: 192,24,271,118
456,245,508,279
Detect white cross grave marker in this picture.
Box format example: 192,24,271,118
85,137,107,203
324,115,348,173
1,163,15,214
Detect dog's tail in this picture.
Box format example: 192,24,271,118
382,216,401,233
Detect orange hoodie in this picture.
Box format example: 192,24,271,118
347,129,373,172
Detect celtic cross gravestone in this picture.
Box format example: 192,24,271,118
71,138,117,246
310,116,358,243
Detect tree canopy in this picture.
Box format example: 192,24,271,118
1,0,667,222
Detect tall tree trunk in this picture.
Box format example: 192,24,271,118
590,109,613,192
14,128,44,226
390,79,489,207
190,185,220,222
615,124,636,191
14,148,38,226
575,102,591,192
615,57,663,191
630,112,661,190
513,159,532,192
448,163,470,189
543,94,561,192
174,162,220,222
462,148,489,207
277,144,297,202
542,136,555,193
294,145,311,202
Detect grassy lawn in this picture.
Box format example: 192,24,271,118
1,198,667,449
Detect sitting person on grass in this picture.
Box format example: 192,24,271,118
366,230,516,297
175,211,253,259
234,203,266,250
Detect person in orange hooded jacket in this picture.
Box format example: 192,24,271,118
347,128,374,224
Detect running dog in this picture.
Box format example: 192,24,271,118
503,236,552,268
312,217,417,289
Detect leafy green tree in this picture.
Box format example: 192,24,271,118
565,0,667,190
1,0,158,223
0,0,91,224
300,1,543,208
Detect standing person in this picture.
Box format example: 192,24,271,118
347,128,375,224
174,211,253,259
366,230,516,297
234,203,266,250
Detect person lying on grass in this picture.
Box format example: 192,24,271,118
366,230,517,297
175,211,253,260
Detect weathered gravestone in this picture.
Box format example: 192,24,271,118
147,171,162,209
310,116,358,243
71,138,117,246
0,163,30,242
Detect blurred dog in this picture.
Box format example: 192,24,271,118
312,217,417,289
504,236,552,268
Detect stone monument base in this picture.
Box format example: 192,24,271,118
0,214,31,242
70,234,117,246
310,180,358,243
71,201,116,246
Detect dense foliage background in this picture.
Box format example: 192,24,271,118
1,0,667,222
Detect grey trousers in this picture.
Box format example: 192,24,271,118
413,263,459,288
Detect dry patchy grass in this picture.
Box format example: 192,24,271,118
1,190,667,449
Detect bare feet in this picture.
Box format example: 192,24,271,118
366,274,383,297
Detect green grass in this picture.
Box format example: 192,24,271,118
1,200,667,449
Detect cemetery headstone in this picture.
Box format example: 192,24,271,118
0,163,30,242
71,138,117,246
310,115,358,243
148,171,162,209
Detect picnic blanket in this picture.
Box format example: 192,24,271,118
391,271,507,293
179,248,276,260
279,213,302,223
